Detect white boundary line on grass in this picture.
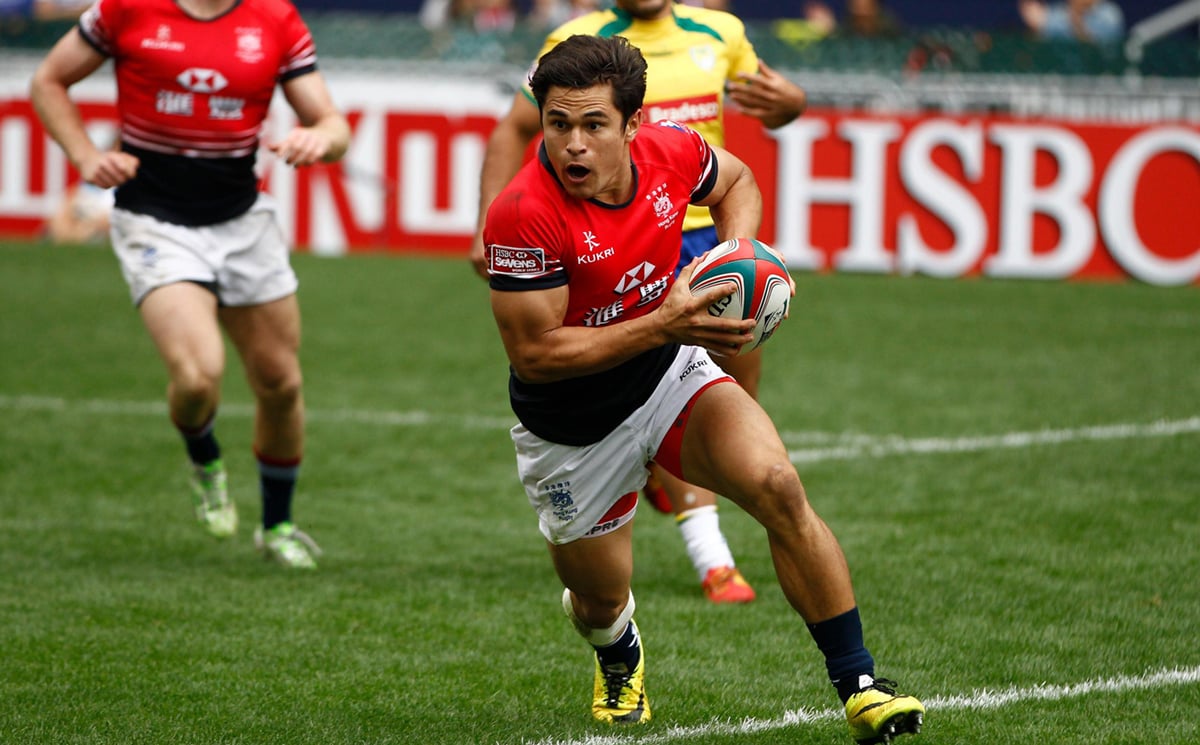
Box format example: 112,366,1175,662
0,393,515,430
3,394,1199,463
519,666,1200,745
785,416,1200,464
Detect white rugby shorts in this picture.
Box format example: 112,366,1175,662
109,194,297,307
511,344,733,545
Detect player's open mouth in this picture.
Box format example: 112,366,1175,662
565,164,590,181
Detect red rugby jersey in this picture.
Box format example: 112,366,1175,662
484,121,719,445
78,0,317,224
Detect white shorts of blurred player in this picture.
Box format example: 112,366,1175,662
109,193,297,307
512,344,733,545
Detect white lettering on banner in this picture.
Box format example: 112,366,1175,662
400,131,482,234
769,119,901,272
897,120,987,278
2,67,1197,284
987,125,1095,279
1100,127,1200,286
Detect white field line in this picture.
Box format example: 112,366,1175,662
0,393,514,430
786,416,1200,464
518,666,1200,745
2,394,1198,464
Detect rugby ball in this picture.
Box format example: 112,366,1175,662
688,237,790,355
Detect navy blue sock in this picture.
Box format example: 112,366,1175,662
807,606,876,703
594,621,641,671
257,452,299,530
177,416,220,466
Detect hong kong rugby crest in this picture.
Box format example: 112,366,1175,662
544,481,576,523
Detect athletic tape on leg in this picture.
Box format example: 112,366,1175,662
562,588,636,647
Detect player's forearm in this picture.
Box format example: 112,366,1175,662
759,81,806,130
507,316,669,384
312,113,350,162
29,78,98,171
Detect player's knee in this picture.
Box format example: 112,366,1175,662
171,363,220,405
749,462,810,530
251,364,302,405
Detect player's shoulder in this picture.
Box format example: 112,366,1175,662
492,161,564,225
239,0,305,26
632,120,710,173
639,119,705,150
671,4,749,43
548,8,623,41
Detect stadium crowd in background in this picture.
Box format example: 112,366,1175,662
0,0,90,21
481,32,925,742
1018,0,1126,42
471,0,808,606
29,0,350,568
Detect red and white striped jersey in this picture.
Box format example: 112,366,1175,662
79,0,318,224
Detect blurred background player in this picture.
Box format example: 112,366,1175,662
470,0,807,604
29,0,350,567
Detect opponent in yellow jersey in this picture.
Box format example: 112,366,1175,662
471,0,806,606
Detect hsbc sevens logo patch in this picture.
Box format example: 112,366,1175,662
489,245,547,276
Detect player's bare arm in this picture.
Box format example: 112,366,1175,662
725,58,807,130
695,146,764,244
471,93,543,278
29,29,140,188
271,71,350,166
491,281,752,384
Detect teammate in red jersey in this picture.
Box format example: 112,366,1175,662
483,35,924,742
30,0,350,568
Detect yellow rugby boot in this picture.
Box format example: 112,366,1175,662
845,678,924,744
591,626,650,724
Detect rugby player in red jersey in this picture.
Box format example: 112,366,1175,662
473,0,809,605
483,34,924,743
30,0,350,568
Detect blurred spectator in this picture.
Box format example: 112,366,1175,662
419,0,467,30
774,1,837,48
1018,0,1125,43
0,0,92,20
528,0,598,31
841,0,904,38
471,0,516,32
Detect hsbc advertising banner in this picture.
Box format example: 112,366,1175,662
1,69,1197,285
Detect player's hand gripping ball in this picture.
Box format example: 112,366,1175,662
688,237,791,355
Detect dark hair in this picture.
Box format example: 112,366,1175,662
529,35,648,123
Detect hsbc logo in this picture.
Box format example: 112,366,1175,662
176,68,228,94
614,261,655,293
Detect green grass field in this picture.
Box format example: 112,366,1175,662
1,242,1197,744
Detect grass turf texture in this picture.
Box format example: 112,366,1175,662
1,242,1197,744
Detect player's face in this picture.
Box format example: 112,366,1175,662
615,0,674,20
541,84,641,204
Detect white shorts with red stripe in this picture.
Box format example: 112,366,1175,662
511,344,733,545
110,194,297,307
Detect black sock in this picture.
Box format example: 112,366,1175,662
807,607,876,703
177,416,220,466
594,621,641,671
257,453,299,530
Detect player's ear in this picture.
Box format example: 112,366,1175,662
625,108,643,143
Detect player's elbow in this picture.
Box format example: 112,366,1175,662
507,352,558,385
